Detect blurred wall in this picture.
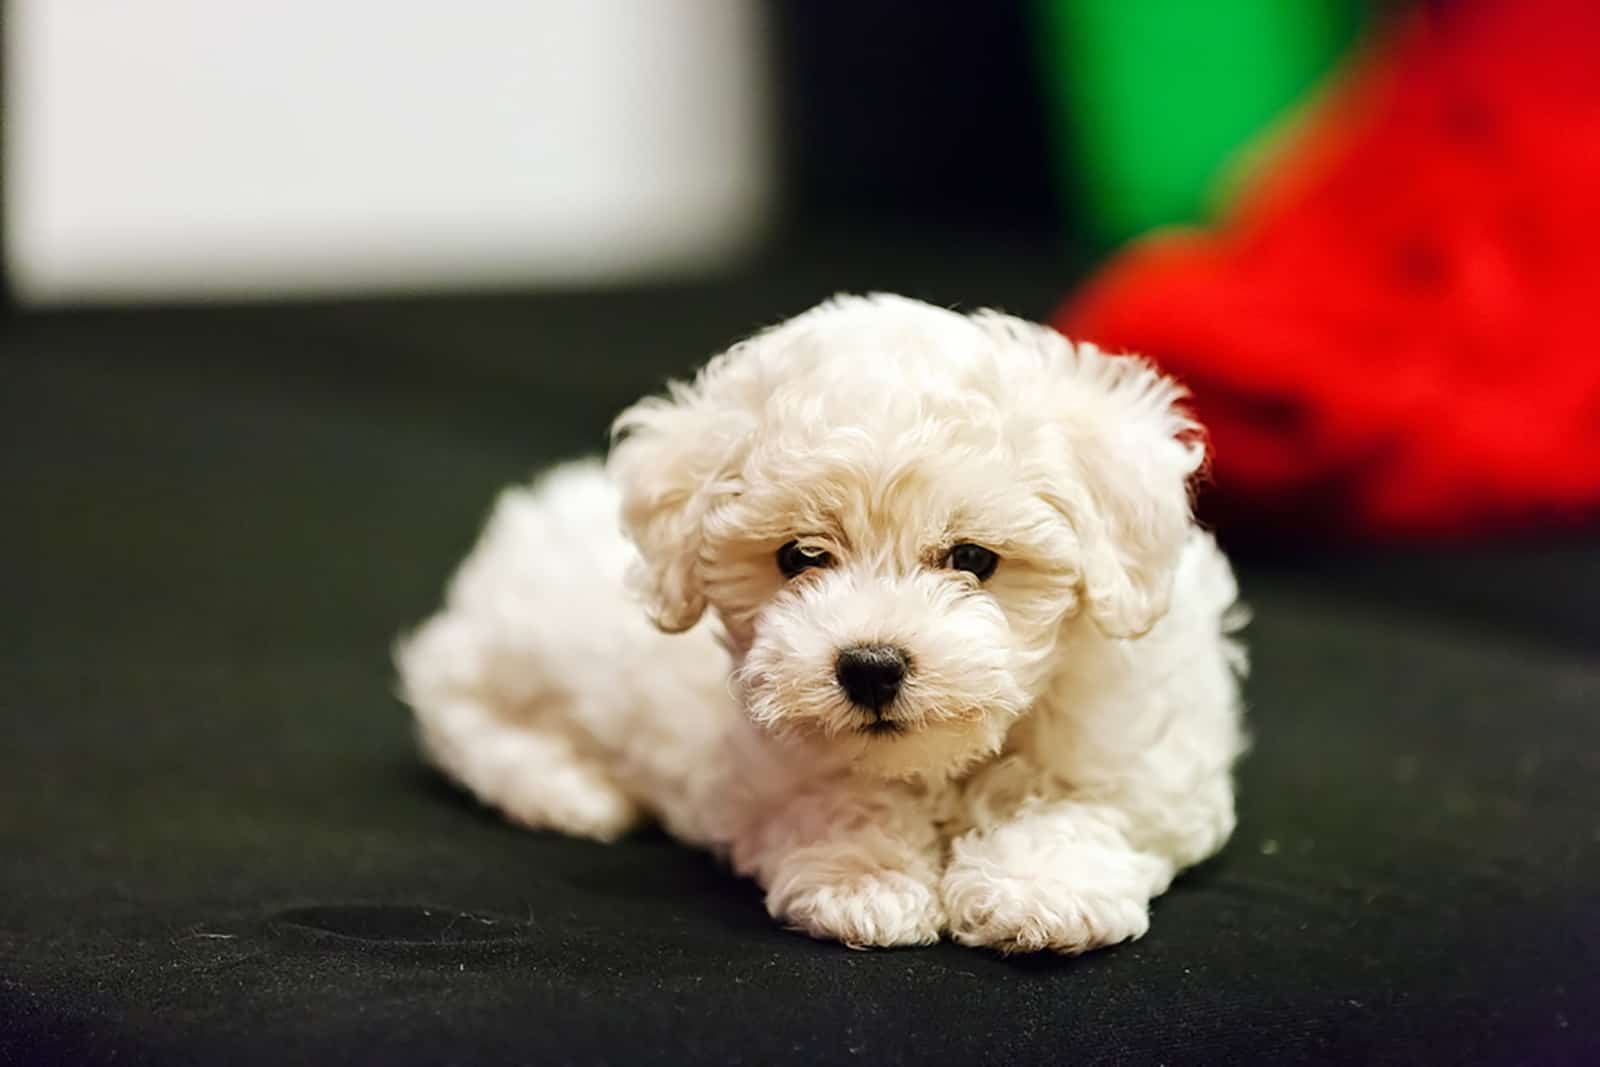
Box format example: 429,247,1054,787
3,1,774,304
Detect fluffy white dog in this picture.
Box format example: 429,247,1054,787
397,293,1247,954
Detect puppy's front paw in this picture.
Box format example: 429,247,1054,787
768,866,944,949
943,871,1148,954
942,841,1164,955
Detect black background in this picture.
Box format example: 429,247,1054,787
5,270,1598,1064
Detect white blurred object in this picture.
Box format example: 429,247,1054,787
4,1,774,304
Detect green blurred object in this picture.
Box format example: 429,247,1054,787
1036,0,1361,245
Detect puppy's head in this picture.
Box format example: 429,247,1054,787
609,294,1202,779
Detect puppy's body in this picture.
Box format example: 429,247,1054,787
399,295,1247,954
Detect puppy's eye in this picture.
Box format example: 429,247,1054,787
777,540,833,578
946,543,999,581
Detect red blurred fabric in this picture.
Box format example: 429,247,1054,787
1060,0,1600,540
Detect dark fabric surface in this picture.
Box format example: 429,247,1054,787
3,262,1598,1065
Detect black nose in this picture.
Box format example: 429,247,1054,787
835,645,909,711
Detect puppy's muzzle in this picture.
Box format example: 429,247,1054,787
835,645,910,715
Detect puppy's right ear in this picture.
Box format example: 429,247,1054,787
607,349,763,633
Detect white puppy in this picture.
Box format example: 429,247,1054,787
397,293,1247,954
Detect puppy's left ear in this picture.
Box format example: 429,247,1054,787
608,373,748,633
607,293,889,632
608,331,777,632
977,313,1205,639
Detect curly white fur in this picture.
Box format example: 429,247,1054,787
397,293,1248,954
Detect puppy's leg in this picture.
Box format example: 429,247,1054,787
942,800,1168,954
732,779,946,949
415,692,643,842
943,534,1245,954
943,768,1236,954
398,613,642,843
